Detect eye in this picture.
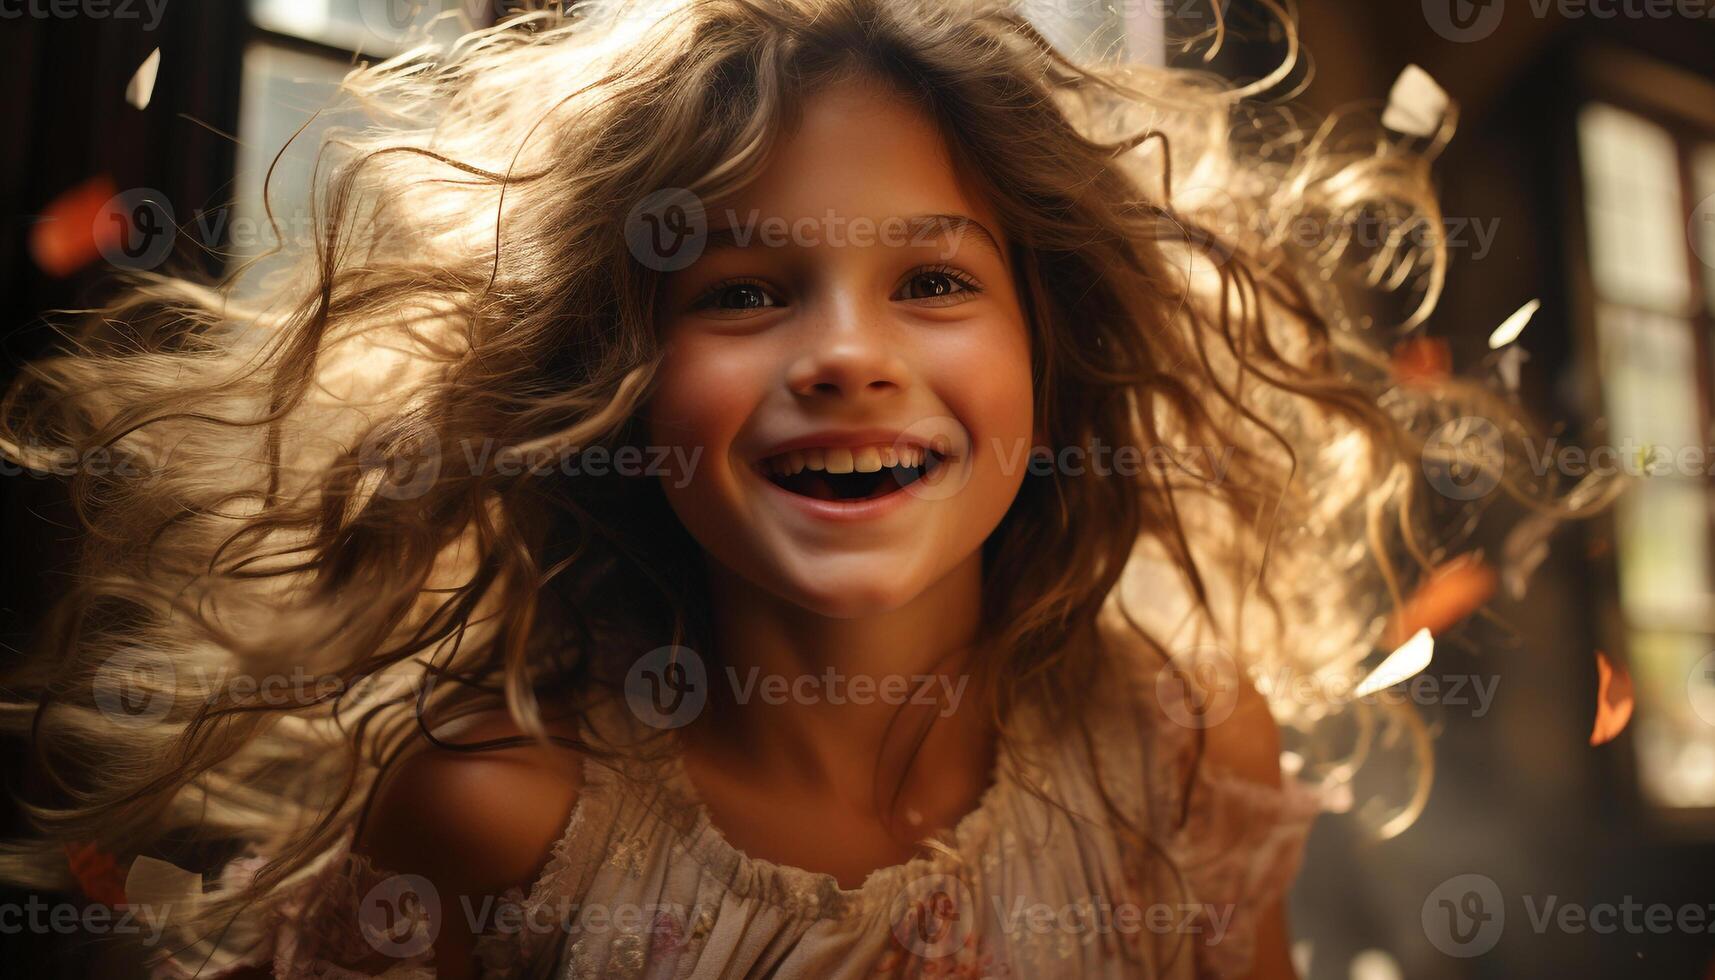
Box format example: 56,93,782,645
895,265,983,305
692,278,781,315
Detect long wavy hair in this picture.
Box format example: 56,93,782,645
0,0,1606,973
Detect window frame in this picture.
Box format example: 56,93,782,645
1566,41,1715,824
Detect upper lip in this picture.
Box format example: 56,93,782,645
753,427,953,462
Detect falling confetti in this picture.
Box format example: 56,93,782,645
126,47,161,111
124,853,205,910
1381,65,1450,138
29,173,120,277
1488,298,1540,349
1589,650,1634,746
1384,554,1498,648
1355,628,1435,698
63,841,127,907
1391,335,1451,386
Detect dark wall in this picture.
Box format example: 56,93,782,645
1,4,244,975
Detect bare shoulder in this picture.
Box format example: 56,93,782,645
1201,666,1283,789
357,709,585,897
1102,616,1283,789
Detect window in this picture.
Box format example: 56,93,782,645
1577,94,1715,808
231,1,489,287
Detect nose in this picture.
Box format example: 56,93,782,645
784,299,908,399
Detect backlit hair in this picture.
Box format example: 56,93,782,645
0,0,1602,972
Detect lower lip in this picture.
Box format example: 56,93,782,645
753,466,922,522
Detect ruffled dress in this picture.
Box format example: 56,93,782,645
208,651,1324,979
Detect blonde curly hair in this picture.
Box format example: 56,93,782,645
0,0,1599,973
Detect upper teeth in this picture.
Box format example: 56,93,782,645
767,445,927,476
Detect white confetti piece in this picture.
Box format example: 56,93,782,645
1381,65,1449,138
1353,627,1434,697
124,853,202,907
1488,298,1540,349
126,47,161,110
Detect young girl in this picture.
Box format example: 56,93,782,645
0,0,1569,977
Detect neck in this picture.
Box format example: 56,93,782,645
694,551,995,816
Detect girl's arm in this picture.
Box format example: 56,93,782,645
1201,675,1301,980
356,712,584,979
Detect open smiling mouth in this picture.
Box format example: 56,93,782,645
759,445,948,502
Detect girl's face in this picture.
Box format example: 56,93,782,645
646,78,1035,619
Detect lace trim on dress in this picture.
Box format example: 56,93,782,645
270,841,437,980
187,790,597,978
466,791,608,980
581,693,1029,921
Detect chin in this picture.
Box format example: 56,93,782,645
777,571,926,620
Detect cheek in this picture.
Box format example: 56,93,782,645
936,322,1035,465
644,339,766,553
646,338,761,454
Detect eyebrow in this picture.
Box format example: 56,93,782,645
913,214,1006,262
698,212,1006,263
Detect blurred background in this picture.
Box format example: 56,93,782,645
1,0,1713,977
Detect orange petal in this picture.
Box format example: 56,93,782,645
1384,554,1498,648
1392,336,1451,386
62,840,128,907
29,174,121,278
1589,650,1634,747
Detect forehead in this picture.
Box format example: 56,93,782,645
712,76,1004,249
